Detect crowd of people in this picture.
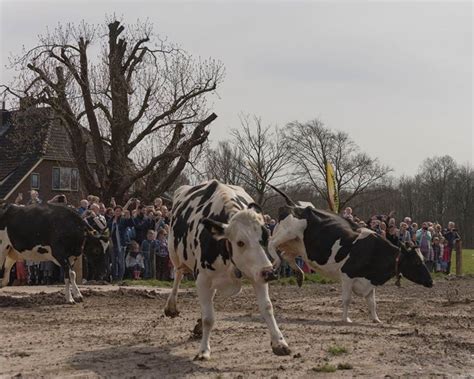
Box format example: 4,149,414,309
342,207,461,274
7,190,462,285
11,191,172,284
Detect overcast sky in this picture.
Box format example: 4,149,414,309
1,0,472,176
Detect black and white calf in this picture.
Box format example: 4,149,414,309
265,188,433,323
164,180,290,360
0,203,108,303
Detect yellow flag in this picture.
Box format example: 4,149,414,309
326,162,339,213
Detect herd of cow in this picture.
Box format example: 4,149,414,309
0,179,433,361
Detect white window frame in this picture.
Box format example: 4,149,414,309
52,167,80,191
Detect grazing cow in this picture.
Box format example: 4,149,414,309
164,180,290,360
0,203,108,303
265,185,433,324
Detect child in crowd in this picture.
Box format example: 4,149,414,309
140,230,156,279
125,241,145,280
432,237,442,272
441,237,451,274
155,228,170,281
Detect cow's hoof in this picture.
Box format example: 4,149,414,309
296,271,304,287
164,308,179,318
193,351,210,361
372,318,382,324
74,296,84,303
343,317,353,324
66,299,76,305
272,344,291,356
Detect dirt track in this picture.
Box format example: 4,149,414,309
0,277,473,378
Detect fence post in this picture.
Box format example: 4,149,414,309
455,240,462,276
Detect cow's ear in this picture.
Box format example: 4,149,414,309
202,218,228,240
248,203,263,214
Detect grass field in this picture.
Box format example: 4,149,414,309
451,248,474,275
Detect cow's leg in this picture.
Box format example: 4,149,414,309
341,275,353,323
194,276,216,361
69,262,83,303
253,282,291,356
365,288,381,323
1,252,15,288
164,268,184,317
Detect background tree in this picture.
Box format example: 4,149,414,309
285,119,391,209
231,115,290,205
2,19,224,203
204,141,245,185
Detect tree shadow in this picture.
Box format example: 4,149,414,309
69,341,220,378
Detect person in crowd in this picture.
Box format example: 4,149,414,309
161,205,171,225
441,238,452,274
398,222,411,243
154,211,165,232
39,260,54,285
155,228,170,281
416,222,433,270
153,197,163,211
433,224,443,240
134,205,153,245
99,203,107,216
125,241,145,280
404,217,414,237
379,222,387,239
386,224,400,246
411,223,418,243
342,207,354,221
108,205,135,281
26,260,40,285
48,194,68,205
27,190,42,205
84,203,108,233
140,230,156,279
432,236,442,272
443,221,461,274
269,219,277,234
104,207,114,222
78,199,89,215
14,259,28,286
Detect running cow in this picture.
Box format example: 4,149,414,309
0,203,108,303
164,180,290,360
265,184,433,324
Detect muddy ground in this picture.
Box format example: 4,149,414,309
0,277,473,378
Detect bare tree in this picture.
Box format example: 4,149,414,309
2,19,224,202
285,119,391,209
205,141,245,185
231,115,291,205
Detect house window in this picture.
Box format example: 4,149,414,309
31,173,40,189
52,167,80,191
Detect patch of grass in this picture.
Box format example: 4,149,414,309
273,272,336,286
451,248,474,275
122,279,195,288
337,363,353,370
328,345,348,355
312,364,337,373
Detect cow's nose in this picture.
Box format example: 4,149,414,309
262,268,279,282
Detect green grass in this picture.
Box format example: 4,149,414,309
328,346,348,356
122,279,195,288
312,364,337,373
273,272,336,286
451,248,474,275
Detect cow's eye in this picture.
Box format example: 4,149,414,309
237,241,245,247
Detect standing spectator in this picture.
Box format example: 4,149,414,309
134,205,152,245
411,223,418,243
398,222,411,243
108,205,135,281
154,197,163,211
77,199,89,215
441,239,452,274
416,222,433,270
404,217,414,238
154,211,165,232
84,203,108,233
155,228,170,281
432,237,442,272
27,190,42,205
161,206,171,225
342,207,354,221
140,230,156,279
386,224,400,246
125,241,145,280
443,221,461,274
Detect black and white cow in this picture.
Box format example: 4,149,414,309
265,186,433,324
0,203,108,303
164,180,290,360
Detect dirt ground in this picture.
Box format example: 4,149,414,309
0,276,473,378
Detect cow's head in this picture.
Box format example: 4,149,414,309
399,243,433,288
203,204,276,283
